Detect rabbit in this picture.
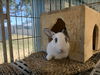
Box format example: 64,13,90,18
44,28,70,60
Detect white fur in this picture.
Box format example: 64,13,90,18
46,32,70,60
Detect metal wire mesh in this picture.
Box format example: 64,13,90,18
0,0,100,64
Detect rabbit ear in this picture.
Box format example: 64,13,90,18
62,28,69,38
62,28,70,41
44,28,55,38
62,29,65,33
61,28,68,34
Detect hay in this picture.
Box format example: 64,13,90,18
24,51,100,75
0,51,100,75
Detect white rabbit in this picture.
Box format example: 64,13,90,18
44,28,70,60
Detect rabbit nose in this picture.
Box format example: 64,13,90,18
58,49,63,54
60,49,63,53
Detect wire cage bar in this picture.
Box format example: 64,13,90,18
0,0,8,63
0,0,100,64
6,0,14,62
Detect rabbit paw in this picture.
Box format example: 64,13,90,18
46,55,53,60
55,56,62,59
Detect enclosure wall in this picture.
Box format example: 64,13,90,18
84,6,100,62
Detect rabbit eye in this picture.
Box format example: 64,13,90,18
55,38,57,43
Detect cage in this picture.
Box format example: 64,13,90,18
0,0,100,64
0,0,100,74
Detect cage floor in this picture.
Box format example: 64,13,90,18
0,51,100,75
24,51,100,75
